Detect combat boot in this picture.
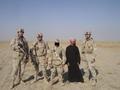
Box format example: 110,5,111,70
91,79,97,86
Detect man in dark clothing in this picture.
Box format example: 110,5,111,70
65,38,84,82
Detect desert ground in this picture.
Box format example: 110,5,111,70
0,41,120,90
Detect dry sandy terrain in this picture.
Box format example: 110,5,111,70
0,41,120,90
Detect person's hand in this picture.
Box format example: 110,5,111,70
24,58,29,63
91,58,95,63
62,64,65,67
26,55,29,59
44,59,48,64
18,43,23,48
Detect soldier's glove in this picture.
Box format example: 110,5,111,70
91,58,95,63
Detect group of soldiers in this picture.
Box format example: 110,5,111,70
10,28,97,89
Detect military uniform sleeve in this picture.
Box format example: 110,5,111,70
81,41,86,54
10,38,21,52
65,47,69,65
89,39,94,53
61,48,66,65
30,41,38,55
26,42,29,54
45,41,49,50
43,41,49,56
77,47,81,64
43,46,47,56
10,38,15,50
92,39,97,51
24,38,29,55
31,41,38,49
92,39,97,58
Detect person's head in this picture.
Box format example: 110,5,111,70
69,38,76,46
17,28,24,38
37,33,43,41
85,32,91,40
54,39,60,47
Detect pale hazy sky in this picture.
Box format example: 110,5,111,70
0,0,120,41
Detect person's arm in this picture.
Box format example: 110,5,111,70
43,42,48,56
10,38,24,53
31,41,38,56
25,41,29,60
65,47,69,65
62,48,66,65
24,38,29,55
10,38,16,51
76,46,81,64
92,40,96,63
81,41,86,54
45,41,49,50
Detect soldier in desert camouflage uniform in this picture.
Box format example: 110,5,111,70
31,33,49,83
10,28,29,88
50,39,66,86
81,32,97,86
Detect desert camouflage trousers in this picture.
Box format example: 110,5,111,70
82,54,97,81
50,65,64,83
34,56,48,81
12,52,27,84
